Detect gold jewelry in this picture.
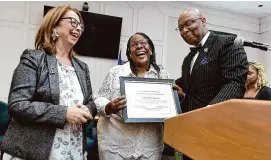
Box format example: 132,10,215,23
51,28,59,41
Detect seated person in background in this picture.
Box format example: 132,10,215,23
244,61,271,100
1,5,96,159
94,32,169,160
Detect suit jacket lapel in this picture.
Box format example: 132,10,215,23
72,59,87,100
46,54,60,105
190,32,217,77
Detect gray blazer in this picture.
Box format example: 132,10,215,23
0,49,97,159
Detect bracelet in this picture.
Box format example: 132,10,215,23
179,93,186,103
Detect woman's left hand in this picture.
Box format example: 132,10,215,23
77,104,93,120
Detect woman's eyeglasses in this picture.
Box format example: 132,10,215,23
131,40,148,48
61,17,85,32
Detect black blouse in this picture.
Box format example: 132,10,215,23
244,86,271,100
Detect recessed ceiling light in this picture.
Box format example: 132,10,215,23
258,4,263,7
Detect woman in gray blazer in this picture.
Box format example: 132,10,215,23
0,6,96,160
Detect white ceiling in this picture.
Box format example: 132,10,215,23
185,1,271,19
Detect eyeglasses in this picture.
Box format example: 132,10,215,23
61,17,85,32
130,40,148,48
175,18,202,32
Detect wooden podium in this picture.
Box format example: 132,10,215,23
164,99,271,160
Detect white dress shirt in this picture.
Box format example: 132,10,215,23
190,31,210,74
94,62,169,159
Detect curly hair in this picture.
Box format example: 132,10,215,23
126,32,160,77
248,61,269,90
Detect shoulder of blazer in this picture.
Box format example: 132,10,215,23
215,34,236,46
257,86,271,100
20,49,47,67
260,86,271,94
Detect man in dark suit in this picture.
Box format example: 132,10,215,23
173,8,248,160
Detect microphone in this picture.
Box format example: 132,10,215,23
250,40,271,47
252,41,266,46
234,37,269,51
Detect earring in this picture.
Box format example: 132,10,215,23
51,28,59,41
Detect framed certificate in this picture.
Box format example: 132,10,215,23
119,76,182,123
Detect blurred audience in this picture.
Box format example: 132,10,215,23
244,61,271,100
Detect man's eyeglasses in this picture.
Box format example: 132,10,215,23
175,17,202,32
131,40,148,48
61,17,85,32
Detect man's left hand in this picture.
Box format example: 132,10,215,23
173,84,185,100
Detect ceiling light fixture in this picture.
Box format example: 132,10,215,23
258,4,263,7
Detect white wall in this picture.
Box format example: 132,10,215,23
0,1,262,103
260,15,271,85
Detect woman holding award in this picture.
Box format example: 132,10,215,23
94,32,169,160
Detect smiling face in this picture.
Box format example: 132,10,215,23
129,34,152,68
55,10,83,47
178,9,207,46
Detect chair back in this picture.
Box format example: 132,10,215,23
0,101,10,135
86,119,98,149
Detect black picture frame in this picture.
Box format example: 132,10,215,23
119,76,182,123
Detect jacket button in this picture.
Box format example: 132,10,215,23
15,146,22,156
